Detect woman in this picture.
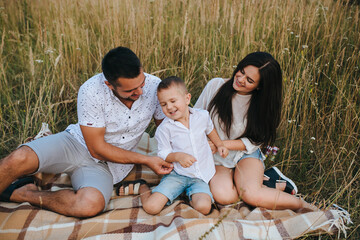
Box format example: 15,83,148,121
194,52,312,210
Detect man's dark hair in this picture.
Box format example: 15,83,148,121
101,47,141,84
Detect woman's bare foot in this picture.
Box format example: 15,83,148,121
296,199,319,213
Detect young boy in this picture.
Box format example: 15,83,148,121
139,76,228,215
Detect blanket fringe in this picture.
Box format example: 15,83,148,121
327,204,353,238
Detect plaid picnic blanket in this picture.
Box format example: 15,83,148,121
0,130,351,240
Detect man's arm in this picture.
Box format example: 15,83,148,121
80,125,173,174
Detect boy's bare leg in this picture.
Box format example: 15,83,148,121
139,184,168,215
190,193,212,215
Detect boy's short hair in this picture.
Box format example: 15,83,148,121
157,76,188,94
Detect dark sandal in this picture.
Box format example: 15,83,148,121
264,167,298,195
0,176,35,202
263,178,276,189
263,177,296,195
114,179,147,196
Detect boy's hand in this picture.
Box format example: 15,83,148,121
208,140,217,154
217,146,229,158
147,156,173,174
177,153,197,168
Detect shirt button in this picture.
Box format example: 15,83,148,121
129,116,131,119
122,137,125,139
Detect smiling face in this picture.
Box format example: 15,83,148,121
157,84,191,123
232,65,261,95
105,69,146,102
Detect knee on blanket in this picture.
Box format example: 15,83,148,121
142,200,163,215
212,188,239,205
191,199,212,215
70,188,105,218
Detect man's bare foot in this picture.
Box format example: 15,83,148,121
10,183,38,202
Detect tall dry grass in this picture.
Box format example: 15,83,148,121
0,0,359,238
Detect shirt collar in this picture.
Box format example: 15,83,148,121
166,107,193,125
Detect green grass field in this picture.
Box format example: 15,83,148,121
0,0,359,238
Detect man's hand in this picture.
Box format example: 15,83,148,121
147,156,173,175
218,146,229,158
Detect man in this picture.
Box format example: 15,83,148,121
0,47,173,217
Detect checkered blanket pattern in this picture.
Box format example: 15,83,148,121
0,133,351,240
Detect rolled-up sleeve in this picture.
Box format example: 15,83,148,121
240,137,260,154
155,125,172,161
204,111,214,135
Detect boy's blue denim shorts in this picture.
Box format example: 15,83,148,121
152,170,214,204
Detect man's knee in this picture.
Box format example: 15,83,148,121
1,146,39,176
73,188,106,217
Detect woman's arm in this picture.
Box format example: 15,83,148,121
223,139,246,151
208,139,247,152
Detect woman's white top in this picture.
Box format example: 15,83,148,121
194,78,262,168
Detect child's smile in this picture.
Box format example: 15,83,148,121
157,85,191,125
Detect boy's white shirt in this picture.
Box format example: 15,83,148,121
155,107,216,183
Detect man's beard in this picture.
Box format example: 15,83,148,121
112,90,138,102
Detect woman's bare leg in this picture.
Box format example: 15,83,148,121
209,165,239,205
234,158,309,210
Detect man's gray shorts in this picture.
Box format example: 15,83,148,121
21,131,113,209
